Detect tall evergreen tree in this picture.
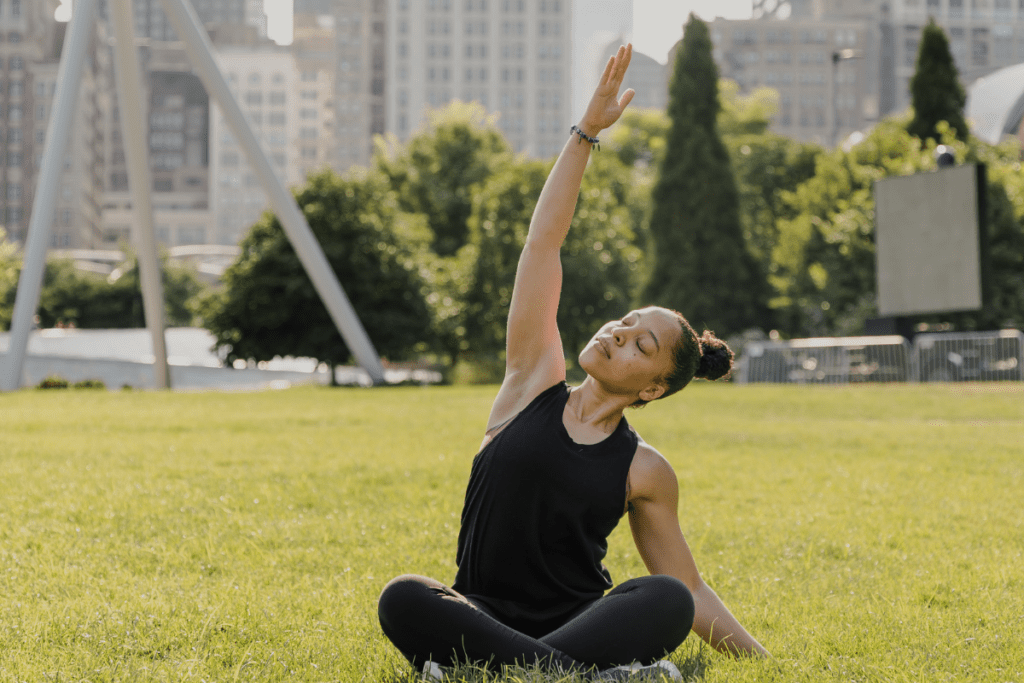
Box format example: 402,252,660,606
908,20,968,142
643,14,768,336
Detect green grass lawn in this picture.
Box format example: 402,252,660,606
1,382,1022,682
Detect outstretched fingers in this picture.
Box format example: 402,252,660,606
600,43,632,88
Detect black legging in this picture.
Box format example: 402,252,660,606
378,574,695,673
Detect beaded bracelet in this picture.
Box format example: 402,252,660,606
570,124,600,150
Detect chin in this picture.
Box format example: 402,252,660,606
577,346,599,377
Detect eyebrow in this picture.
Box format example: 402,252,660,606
634,311,659,353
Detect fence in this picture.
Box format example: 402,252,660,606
739,330,1023,384
913,329,1024,382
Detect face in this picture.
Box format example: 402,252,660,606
578,306,684,402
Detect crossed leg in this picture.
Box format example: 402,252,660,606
377,574,694,673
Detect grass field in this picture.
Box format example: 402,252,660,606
1,382,1022,682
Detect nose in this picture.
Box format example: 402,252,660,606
612,326,626,345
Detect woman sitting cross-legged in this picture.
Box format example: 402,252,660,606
378,44,769,681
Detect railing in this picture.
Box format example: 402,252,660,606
913,329,1023,382
740,336,912,384
739,330,1023,383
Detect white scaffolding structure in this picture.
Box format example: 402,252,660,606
0,0,385,391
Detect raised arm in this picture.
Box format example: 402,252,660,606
486,45,635,431
627,445,770,657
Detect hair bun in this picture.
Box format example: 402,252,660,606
695,331,734,381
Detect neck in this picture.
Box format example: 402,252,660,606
566,376,634,433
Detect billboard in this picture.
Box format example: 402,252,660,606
873,163,987,317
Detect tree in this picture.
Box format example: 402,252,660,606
1,243,207,331
374,101,512,257
718,80,822,300
199,169,433,375
643,14,769,336
908,20,968,143
770,118,1024,337
0,228,19,330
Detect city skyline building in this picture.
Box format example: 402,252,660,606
292,12,339,177
1,0,107,248
709,15,875,145
117,0,267,41
386,0,574,159
208,47,303,245
886,0,1024,115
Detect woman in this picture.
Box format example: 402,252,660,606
378,44,769,680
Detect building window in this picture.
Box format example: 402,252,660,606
972,28,990,65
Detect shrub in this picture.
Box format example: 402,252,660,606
73,379,107,390
37,375,70,389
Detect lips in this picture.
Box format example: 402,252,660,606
598,337,610,358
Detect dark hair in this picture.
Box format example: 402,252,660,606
632,310,734,407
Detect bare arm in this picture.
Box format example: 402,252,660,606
485,45,636,431
627,445,770,657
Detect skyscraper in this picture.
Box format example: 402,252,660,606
2,0,104,248
387,0,573,159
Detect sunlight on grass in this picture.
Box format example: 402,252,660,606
1,383,1022,681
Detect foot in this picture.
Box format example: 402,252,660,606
595,659,682,681
422,660,445,681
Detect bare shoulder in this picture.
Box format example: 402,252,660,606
628,435,679,504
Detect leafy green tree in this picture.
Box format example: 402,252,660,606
908,20,968,142
605,108,670,170
199,169,433,376
643,14,769,336
717,80,823,299
374,101,512,257
771,118,1024,336
1,247,206,331
0,228,19,330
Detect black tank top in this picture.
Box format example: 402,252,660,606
452,382,639,631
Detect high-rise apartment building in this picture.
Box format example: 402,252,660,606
713,0,1024,145
97,0,274,248
99,42,215,248
886,0,1024,115
121,0,266,42
336,0,387,167
710,16,874,145
387,0,573,159
2,0,105,248
292,13,338,177
208,48,302,245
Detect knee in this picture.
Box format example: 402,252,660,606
377,574,429,629
645,575,696,637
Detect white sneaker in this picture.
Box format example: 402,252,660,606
422,660,445,681
596,659,682,681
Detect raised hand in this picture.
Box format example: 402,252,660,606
579,44,636,136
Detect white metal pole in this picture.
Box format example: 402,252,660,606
0,0,100,392
156,0,386,385
110,0,170,389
